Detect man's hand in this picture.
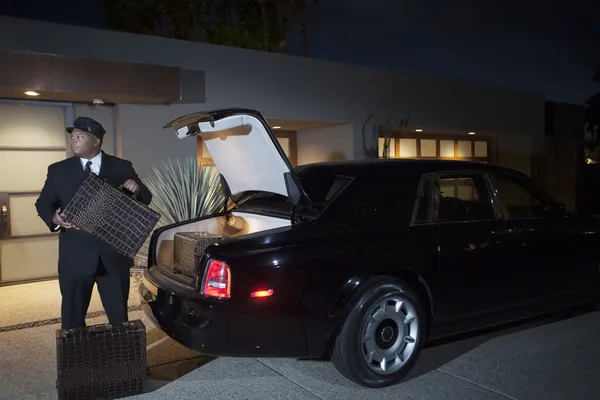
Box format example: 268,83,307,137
52,208,77,230
122,179,140,195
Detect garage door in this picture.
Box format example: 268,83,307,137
0,101,72,283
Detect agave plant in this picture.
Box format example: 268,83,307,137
135,157,227,266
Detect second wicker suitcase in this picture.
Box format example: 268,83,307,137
173,231,223,276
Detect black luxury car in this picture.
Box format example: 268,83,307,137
140,108,600,388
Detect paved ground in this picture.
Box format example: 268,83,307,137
0,275,143,327
127,307,600,400
1,306,598,400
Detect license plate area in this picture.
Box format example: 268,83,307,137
156,290,183,318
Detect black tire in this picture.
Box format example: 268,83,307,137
331,276,427,388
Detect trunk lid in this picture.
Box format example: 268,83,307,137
163,108,294,198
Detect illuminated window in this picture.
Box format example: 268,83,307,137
378,134,489,162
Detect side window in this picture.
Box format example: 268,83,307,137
319,178,379,225
492,174,548,218
329,177,420,226
412,173,495,223
435,174,495,222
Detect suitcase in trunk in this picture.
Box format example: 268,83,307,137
60,173,161,259
56,320,147,400
174,232,223,276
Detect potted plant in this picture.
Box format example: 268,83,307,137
134,157,227,269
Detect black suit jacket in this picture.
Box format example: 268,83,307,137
35,152,152,276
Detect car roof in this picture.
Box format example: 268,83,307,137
293,158,514,178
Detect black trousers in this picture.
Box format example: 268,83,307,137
58,260,130,330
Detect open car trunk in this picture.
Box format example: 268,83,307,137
154,108,303,278
164,108,297,197
153,211,290,277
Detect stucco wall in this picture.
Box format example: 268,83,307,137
117,104,201,176
0,16,546,167
493,133,533,176
297,124,354,165
541,102,585,211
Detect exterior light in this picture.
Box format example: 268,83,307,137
468,132,476,135
415,129,423,132
24,91,40,96
272,126,281,129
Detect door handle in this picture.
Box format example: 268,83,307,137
491,228,524,247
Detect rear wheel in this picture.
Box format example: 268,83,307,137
331,277,426,388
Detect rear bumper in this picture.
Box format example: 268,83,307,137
139,283,228,354
140,267,310,357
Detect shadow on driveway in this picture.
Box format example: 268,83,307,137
290,304,596,385
407,305,595,382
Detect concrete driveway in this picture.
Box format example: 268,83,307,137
1,307,598,400
129,307,600,400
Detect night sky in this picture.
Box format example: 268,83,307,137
2,0,599,105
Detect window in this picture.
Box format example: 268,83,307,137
492,173,551,218
298,175,350,204
378,133,489,162
413,173,494,223
321,176,421,227
295,173,353,217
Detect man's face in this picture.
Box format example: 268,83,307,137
70,128,99,157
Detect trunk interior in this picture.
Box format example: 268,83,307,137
153,211,290,277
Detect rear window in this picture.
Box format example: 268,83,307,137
296,174,353,215
231,175,352,218
300,175,350,202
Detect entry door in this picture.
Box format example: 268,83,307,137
0,102,73,283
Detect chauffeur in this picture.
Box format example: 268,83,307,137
35,116,152,330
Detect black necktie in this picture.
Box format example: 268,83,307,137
85,160,92,174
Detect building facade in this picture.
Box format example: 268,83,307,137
0,16,554,284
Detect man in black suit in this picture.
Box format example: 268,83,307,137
35,116,152,330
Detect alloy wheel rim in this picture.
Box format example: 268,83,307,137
361,294,419,375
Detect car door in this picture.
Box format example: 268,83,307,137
410,171,527,326
488,170,595,304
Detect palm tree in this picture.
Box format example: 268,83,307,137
104,0,317,55
584,66,600,163
104,0,161,35
287,0,318,56
160,0,197,40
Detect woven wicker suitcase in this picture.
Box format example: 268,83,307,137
174,232,223,276
56,320,147,400
60,173,160,259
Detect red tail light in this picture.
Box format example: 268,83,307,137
203,260,231,299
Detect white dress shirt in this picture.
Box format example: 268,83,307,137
79,152,103,176
53,152,103,231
